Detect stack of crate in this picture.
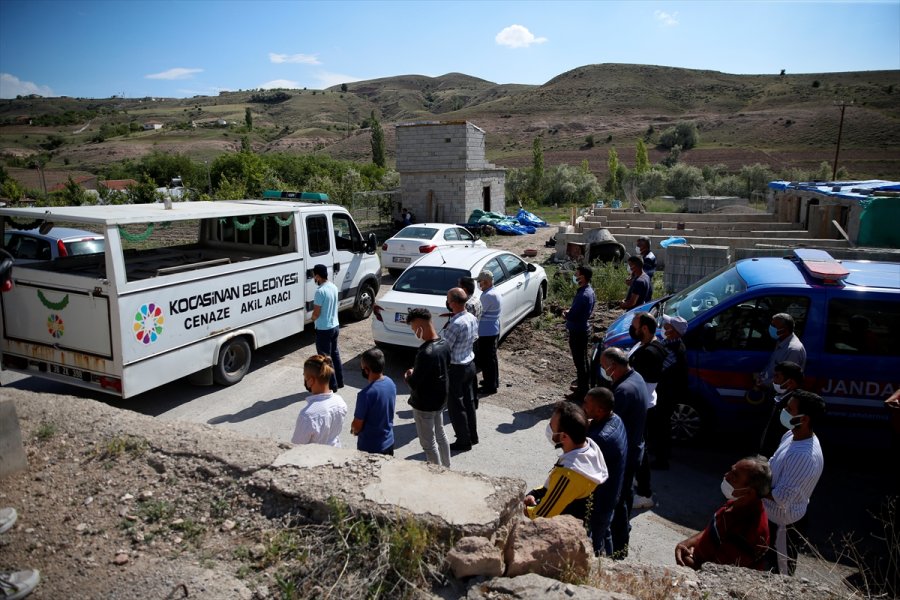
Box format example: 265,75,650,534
663,244,731,294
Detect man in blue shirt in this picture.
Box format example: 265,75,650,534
443,287,479,452
351,348,396,455
583,387,628,557
564,265,596,401
476,270,502,395
635,236,657,284
312,264,343,392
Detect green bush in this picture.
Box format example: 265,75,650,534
658,121,699,150
666,164,705,199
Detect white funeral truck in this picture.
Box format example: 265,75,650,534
0,200,381,397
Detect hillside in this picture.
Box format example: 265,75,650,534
1,63,898,181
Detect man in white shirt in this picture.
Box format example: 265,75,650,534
292,355,347,447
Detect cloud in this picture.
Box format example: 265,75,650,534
314,71,362,89
0,73,54,98
145,68,203,80
654,10,679,27
495,25,548,48
260,79,301,90
269,53,321,65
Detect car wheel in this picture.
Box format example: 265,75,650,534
213,337,252,386
351,282,376,321
670,400,707,443
529,283,546,317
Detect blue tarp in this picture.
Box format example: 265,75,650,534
515,208,549,228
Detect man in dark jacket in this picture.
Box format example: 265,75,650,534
584,387,628,557
654,314,689,469
564,265,596,401
404,308,452,468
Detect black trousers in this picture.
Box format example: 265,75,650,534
568,328,590,397
477,336,499,391
448,362,477,446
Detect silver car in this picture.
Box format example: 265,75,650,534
3,227,105,262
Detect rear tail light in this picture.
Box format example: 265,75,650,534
419,245,436,253
98,376,122,393
1,279,11,292
373,304,384,322
381,243,388,251
57,240,68,257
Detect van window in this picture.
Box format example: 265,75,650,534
701,295,810,352
332,213,361,252
306,215,330,256
826,298,900,356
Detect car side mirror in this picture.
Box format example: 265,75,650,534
364,232,378,255
527,262,537,272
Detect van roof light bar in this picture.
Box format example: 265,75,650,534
792,249,849,284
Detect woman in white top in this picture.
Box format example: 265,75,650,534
291,355,348,447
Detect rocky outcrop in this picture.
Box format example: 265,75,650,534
504,515,593,579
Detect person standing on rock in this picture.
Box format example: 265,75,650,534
476,270,501,395
443,288,479,452
404,308,452,467
564,265,595,402
524,401,608,522
350,348,396,456
312,264,343,392
292,355,348,447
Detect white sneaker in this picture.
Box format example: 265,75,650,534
0,507,17,535
0,569,40,600
633,494,655,509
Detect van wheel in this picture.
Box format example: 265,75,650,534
214,337,252,386
671,400,706,442
529,283,546,317
351,282,376,321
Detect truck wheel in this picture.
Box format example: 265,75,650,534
351,282,376,321
671,400,707,443
214,337,252,386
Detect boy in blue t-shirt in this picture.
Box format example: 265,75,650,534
351,348,396,454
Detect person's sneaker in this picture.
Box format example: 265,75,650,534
0,569,40,600
0,508,17,535
632,494,655,509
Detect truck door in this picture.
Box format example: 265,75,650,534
303,213,333,315
331,211,366,308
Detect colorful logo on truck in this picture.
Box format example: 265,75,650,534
134,303,165,344
47,314,64,338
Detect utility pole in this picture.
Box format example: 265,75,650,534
832,100,852,181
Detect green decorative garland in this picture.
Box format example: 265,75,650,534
272,213,293,227
37,290,69,311
118,223,155,242
232,216,256,231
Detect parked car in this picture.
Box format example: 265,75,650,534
3,227,105,262
372,247,547,348
600,249,900,445
381,223,485,277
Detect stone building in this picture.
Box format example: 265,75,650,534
396,121,505,224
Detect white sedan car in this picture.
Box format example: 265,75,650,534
381,223,486,276
372,247,547,348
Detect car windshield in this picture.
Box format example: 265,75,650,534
662,263,747,322
393,266,470,295
395,226,438,241
65,239,105,256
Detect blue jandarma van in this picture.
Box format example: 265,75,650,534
603,249,899,443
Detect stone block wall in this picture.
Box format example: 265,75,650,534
663,244,731,294
400,171,506,224
396,122,495,173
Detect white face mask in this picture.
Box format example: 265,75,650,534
773,382,787,395
635,246,642,255
545,423,562,448
780,408,804,430
600,365,613,381
720,478,746,500
413,326,423,341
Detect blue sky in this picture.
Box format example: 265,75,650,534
1,0,898,99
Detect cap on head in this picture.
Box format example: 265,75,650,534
662,314,688,336
313,264,328,279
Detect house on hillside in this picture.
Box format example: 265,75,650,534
142,122,163,130
395,121,505,224
48,175,98,193
99,179,138,192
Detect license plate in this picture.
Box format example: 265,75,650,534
394,313,407,323
48,364,84,380
392,256,411,264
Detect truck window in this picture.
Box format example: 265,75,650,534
306,215,330,256
702,295,810,352
331,213,361,252
826,298,900,356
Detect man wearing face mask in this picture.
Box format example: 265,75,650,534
524,401,608,522
654,315,689,470
757,313,806,389
635,236,657,284
600,347,650,558
442,288,479,452
312,264,343,392
762,390,825,576
619,256,651,310
757,361,804,457
564,265,596,402
675,456,771,570
350,348,396,456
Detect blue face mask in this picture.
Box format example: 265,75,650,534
768,325,780,339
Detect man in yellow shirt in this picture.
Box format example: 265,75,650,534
524,401,609,522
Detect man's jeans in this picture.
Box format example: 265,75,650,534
315,326,343,390
413,409,450,467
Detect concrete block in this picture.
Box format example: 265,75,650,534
0,399,28,478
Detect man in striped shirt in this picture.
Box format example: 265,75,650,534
762,389,825,575
443,287,479,452
524,401,608,522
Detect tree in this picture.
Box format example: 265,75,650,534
340,83,348,92
661,144,682,167
585,134,595,148
57,176,90,206
543,164,602,205
635,139,650,174
245,107,253,130
605,147,619,198
370,111,385,168
739,163,775,199
666,164,705,199
658,121,699,150
531,137,544,200
127,174,162,204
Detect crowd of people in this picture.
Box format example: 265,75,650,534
289,251,836,576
